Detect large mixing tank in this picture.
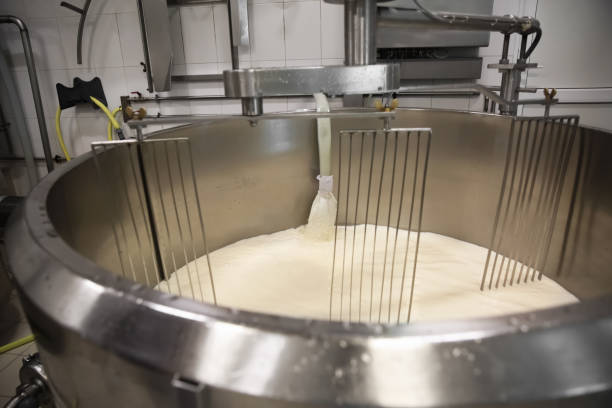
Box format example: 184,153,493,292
6,109,612,407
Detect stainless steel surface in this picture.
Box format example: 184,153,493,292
6,110,612,407
330,128,431,324
241,97,263,116
126,109,396,127
137,0,173,92
344,0,377,65
482,116,579,290
0,16,53,172
376,0,492,48
229,0,249,48
223,64,400,98
91,138,217,303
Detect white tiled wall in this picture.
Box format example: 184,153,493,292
0,0,611,165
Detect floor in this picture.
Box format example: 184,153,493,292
0,290,37,405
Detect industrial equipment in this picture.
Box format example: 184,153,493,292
5,1,612,408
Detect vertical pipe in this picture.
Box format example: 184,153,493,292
498,34,511,116
344,0,377,66
226,0,239,69
0,17,54,172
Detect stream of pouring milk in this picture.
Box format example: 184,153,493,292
156,225,578,322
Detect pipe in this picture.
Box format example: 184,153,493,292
0,16,54,172
344,0,377,65
226,0,239,69
411,0,540,34
0,50,38,188
0,334,34,355
60,0,92,65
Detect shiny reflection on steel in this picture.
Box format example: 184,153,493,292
223,64,400,98
126,109,396,128
481,115,580,290
344,0,377,65
241,96,263,116
330,128,431,324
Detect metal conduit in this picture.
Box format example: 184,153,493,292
0,15,54,172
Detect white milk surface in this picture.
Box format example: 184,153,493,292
156,225,578,323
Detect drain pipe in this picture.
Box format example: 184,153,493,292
0,16,54,172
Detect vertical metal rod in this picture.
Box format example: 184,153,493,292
186,141,217,304
369,132,388,322
481,121,516,290
151,142,182,297
502,120,536,286
378,131,398,323
0,17,53,171
91,145,127,279
388,131,410,323
127,143,161,286
397,132,420,322
406,131,430,323
115,146,151,285
344,0,377,65
556,126,585,277
136,129,165,282
348,134,364,322
174,140,206,302
493,121,523,288
358,132,376,322
502,120,551,286
340,133,353,321
136,1,154,93
226,0,239,69
163,142,197,299
506,120,543,285
104,145,138,282
498,33,511,109
513,119,549,284
502,122,531,286
537,118,579,278
329,133,342,320
520,118,565,281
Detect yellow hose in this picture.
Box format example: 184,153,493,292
56,98,120,158
55,107,71,161
90,96,120,130
107,107,122,141
0,334,34,354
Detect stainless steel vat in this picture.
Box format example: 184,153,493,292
6,109,612,407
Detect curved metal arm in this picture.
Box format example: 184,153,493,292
0,15,53,172
60,0,92,65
